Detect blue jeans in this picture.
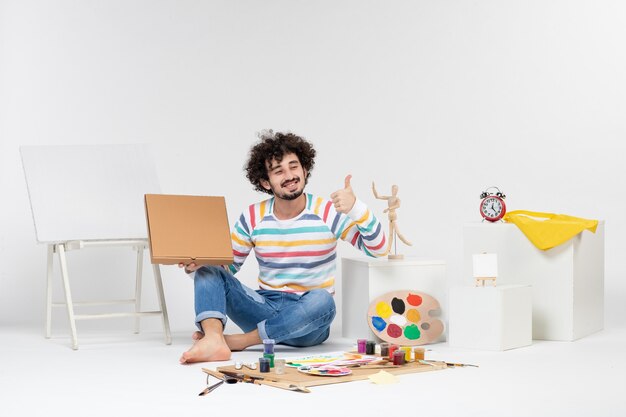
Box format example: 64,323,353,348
193,266,336,347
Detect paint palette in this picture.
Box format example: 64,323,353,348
367,290,444,345
297,365,352,377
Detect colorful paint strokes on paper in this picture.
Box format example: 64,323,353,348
367,290,444,346
286,352,378,368
298,365,352,377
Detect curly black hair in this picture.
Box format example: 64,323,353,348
245,130,316,194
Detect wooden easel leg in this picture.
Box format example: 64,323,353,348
58,243,79,350
134,245,144,334
46,244,54,339
152,264,172,345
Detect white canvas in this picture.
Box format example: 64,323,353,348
21,144,161,243
472,253,498,278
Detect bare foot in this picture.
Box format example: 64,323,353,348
224,334,245,351
192,331,204,341
224,330,262,352
179,332,231,364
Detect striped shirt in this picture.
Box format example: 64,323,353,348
225,193,388,294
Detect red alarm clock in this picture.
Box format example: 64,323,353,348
479,187,506,222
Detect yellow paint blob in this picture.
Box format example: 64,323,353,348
376,301,393,318
406,309,421,323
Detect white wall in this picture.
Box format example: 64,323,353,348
1,0,625,334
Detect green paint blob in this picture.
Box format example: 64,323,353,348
404,324,421,340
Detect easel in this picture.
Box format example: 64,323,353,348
473,253,498,288
46,239,171,350
22,144,171,350
475,276,497,287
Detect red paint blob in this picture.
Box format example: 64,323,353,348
387,324,402,338
406,293,423,306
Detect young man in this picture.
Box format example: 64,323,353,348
179,131,388,363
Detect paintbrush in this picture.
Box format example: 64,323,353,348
420,360,479,368
345,363,400,369
199,369,239,395
444,362,479,368
219,370,311,393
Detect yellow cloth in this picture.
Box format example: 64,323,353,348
503,210,598,250
368,370,398,385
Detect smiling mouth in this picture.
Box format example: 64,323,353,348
281,178,300,189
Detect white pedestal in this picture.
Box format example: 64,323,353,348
341,257,447,342
463,222,604,341
449,285,532,351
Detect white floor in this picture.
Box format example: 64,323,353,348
2,324,625,417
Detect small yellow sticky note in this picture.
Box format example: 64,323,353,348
368,370,399,385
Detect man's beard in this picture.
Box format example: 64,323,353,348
273,177,305,200
277,188,304,201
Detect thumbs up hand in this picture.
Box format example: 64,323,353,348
330,174,356,214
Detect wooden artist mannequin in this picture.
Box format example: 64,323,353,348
372,182,412,259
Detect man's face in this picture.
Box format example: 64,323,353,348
260,153,307,201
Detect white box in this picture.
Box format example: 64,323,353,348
463,222,604,341
341,257,447,342
449,285,532,351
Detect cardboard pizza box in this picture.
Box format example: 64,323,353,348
144,194,233,266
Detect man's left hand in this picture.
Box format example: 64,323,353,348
330,174,356,214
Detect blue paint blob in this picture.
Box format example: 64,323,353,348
371,316,387,332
